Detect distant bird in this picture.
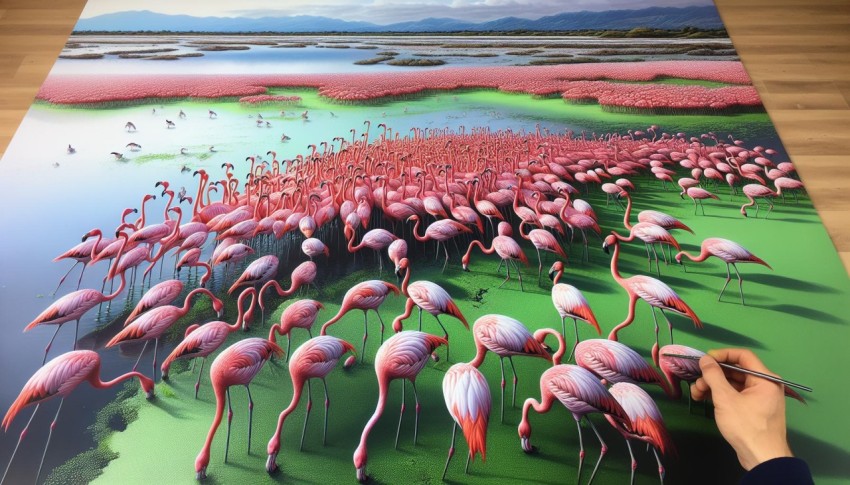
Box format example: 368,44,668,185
166,119,175,129
209,146,217,152
66,144,75,154
281,133,291,142
195,338,283,480
518,365,631,485
518,220,568,284
1,350,154,485
548,261,600,360
604,383,674,485
110,152,124,160
208,110,217,119
675,237,772,304
180,147,188,155
179,109,186,119
320,280,400,362
265,336,355,474
126,142,142,151
125,121,136,132
353,331,447,482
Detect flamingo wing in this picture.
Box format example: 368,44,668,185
443,363,490,461
609,383,673,455
545,366,629,423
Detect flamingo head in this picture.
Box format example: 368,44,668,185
461,254,470,271
518,419,535,453
195,451,209,480
497,221,512,237
265,452,279,474
353,445,368,482
139,375,155,400
343,355,357,370
675,253,684,265
548,261,564,281
395,257,409,278
602,234,617,253
212,297,224,318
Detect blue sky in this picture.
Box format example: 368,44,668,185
80,0,715,24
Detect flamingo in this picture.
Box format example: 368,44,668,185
51,227,116,295
441,362,491,479
195,338,283,480
265,336,356,473
1,350,154,485
684,187,719,215
344,223,397,273
391,257,469,360
126,279,184,324
387,239,408,271
353,331,447,482
160,288,256,399
517,365,631,485
462,236,529,291
258,261,318,327
740,184,777,218
518,220,568,284
469,314,565,422
676,237,772,305
408,214,472,271
622,191,693,235
319,280,400,363
604,383,674,485
603,235,701,366
548,261,600,359
301,238,330,260
574,339,671,396
610,223,681,276
228,255,279,295
106,288,223,381
176,248,213,287
268,299,324,361
26,231,130,364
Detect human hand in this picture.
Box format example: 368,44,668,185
690,348,793,470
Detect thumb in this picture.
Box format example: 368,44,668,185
699,355,735,397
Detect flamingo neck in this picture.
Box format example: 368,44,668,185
93,369,152,392
609,242,624,282
198,382,227,471
679,247,709,263
623,194,633,230
401,266,411,296
411,218,426,242
553,268,563,285
181,288,211,315
354,376,389,468
518,221,530,240
87,230,104,261
163,191,175,220
232,291,255,331
194,176,205,216
469,341,488,368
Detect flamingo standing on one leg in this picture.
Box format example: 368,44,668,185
518,364,631,485
107,288,223,381
1,350,154,485
25,231,131,364
604,383,674,485
268,299,324,361
462,235,529,291
548,261,600,360
258,261,318,327
195,338,283,480
470,314,566,422
518,220,568,285
675,237,772,305
603,235,701,366
574,339,671,396
160,288,256,399
441,361,491,479
353,331,447,482
320,280,400,363
265,336,355,473
391,258,468,360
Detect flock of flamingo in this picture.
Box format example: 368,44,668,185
1,121,806,484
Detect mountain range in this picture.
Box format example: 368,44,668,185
74,6,723,33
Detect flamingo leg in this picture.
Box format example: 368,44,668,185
247,385,255,455
286,333,292,364
132,340,149,371
644,244,653,272
465,450,472,474
360,311,368,363
625,439,637,485
575,417,586,485
442,243,450,273
765,198,775,219
1,404,40,485
509,356,519,408
498,259,511,288
52,260,80,296
194,357,206,399
300,380,312,451
434,315,450,361
322,378,330,446
733,263,746,305
569,318,580,362
442,422,457,480
499,357,506,423
650,245,661,276
536,247,543,285
75,263,87,291
653,446,665,484
152,338,159,382
513,259,525,292
35,398,65,485
224,388,233,462
586,418,609,485
719,263,733,302
417,306,423,331
660,309,674,345
395,380,406,449
650,307,661,366
412,381,421,446
42,323,63,365
375,310,386,344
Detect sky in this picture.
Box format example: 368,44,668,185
79,0,715,24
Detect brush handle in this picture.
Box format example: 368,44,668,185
661,353,812,393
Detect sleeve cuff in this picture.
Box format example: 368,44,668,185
741,457,814,485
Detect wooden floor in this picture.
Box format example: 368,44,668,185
1,0,848,273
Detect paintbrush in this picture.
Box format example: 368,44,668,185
661,353,812,393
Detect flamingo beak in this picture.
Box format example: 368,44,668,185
602,242,610,254
548,269,556,281
356,467,367,483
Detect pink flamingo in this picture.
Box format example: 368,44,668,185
176,247,212,287
258,260,318,327
610,223,681,276
604,383,674,485
387,239,408,270
228,254,279,295
106,287,223,381
408,214,472,271
740,184,777,218
345,223,397,273
603,235,701,366
518,364,631,485
462,236,529,291
50,226,117,295
212,243,254,269
268,299,324,361
441,361,491,479
1,350,154,484
126,279,184,323
301,237,330,260
519,220,568,284
320,280,400,362
195,338,283,480
25,231,130,364
265,336,356,473
675,237,772,305
574,339,671,396
470,314,566,422
684,187,719,215
548,261,600,359
391,257,469,360
160,288,256,399
353,331,447,482
621,191,693,235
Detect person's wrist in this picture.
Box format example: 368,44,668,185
741,440,793,470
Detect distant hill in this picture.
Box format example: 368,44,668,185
74,6,724,33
